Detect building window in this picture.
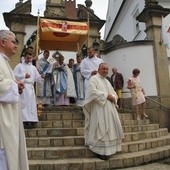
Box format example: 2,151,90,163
131,4,140,37
135,20,140,34
133,9,140,35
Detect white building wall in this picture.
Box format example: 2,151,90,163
103,0,170,97
101,44,157,97
24,25,37,45
105,0,146,42
105,0,170,43
104,0,123,40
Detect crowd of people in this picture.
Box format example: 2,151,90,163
35,46,104,107
0,29,149,169
18,45,148,120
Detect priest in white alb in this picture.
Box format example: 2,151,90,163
80,46,103,92
13,51,43,128
78,63,124,160
0,29,29,170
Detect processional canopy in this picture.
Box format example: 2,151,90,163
39,18,88,51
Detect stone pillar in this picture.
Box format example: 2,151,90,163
137,0,170,129
10,23,26,69
44,0,66,18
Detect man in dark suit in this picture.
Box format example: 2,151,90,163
111,67,124,108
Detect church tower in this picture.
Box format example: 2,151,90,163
65,0,77,19
44,0,77,19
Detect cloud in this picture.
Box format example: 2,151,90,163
31,0,46,16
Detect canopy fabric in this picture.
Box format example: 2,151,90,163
39,18,88,51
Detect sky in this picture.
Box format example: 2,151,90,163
0,0,108,39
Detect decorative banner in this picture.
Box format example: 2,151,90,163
39,18,88,51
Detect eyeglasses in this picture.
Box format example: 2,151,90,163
2,38,19,45
15,39,19,45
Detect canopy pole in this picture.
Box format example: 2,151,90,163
87,12,90,48
77,42,80,53
36,9,40,63
35,10,43,118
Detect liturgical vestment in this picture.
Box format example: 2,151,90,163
13,61,42,122
0,53,29,170
79,73,124,156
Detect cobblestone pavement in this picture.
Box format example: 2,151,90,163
120,158,170,170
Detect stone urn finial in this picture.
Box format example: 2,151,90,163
15,0,24,8
85,0,92,8
145,0,158,7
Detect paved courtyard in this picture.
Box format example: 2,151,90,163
121,158,170,170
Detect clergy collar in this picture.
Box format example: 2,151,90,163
88,55,97,59
42,57,50,64
24,61,32,65
98,73,105,79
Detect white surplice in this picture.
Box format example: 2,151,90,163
13,62,42,122
0,53,29,170
53,64,77,105
37,57,53,105
80,56,103,92
73,63,84,100
0,149,8,170
79,73,124,156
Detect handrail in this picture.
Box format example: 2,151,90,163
122,91,170,111
145,96,170,111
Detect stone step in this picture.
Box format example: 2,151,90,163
121,119,150,126
40,112,84,121
36,120,85,128
122,124,159,133
39,112,133,121
41,105,132,113
123,128,168,142
26,124,160,146
35,117,151,130
35,119,156,129
28,144,170,170
25,128,84,137
119,113,133,120
27,146,95,160
25,127,167,140
122,133,170,153
41,105,83,112
26,134,170,154
26,136,84,148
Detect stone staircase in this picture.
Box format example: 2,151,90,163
27,105,170,170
